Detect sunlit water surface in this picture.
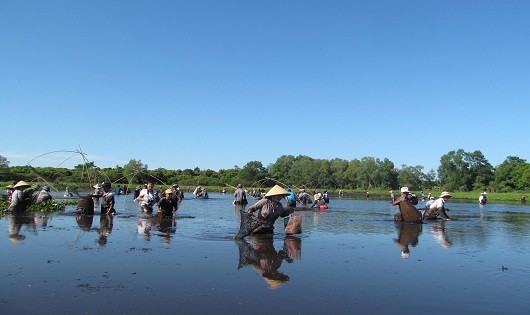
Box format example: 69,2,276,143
2,193,530,314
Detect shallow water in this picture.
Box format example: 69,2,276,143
2,193,530,314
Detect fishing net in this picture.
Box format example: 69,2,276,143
399,199,422,223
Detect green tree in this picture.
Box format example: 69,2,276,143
0,155,10,181
438,149,472,191
493,156,529,191
398,165,425,191
329,158,349,188
268,155,296,184
240,161,268,186
438,149,493,191
123,159,148,184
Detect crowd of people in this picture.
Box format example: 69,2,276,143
6,180,527,245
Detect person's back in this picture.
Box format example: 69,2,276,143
234,185,247,205
36,186,52,203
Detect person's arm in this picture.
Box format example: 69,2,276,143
392,196,403,206
247,199,264,215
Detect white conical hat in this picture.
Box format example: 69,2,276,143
264,185,289,198
13,180,31,189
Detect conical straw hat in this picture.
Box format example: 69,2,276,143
13,180,31,189
264,185,289,198
263,277,286,289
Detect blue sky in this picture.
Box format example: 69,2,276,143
1,1,529,173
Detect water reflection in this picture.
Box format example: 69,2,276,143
76,214,94,231
393,222,422,259
137,213,152,241
429,220,452,249
153,215,176,244
98,214,114,246
7,213,33,244
236,236,301,289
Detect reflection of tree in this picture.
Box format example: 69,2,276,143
393,222,422,259
236,236,301,289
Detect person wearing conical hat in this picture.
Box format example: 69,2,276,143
5,180,32,212
423,192,452,221
238,185,292,237
6,181,16,202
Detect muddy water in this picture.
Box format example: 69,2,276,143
2,193,530,314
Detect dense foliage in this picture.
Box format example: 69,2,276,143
1,150,529,192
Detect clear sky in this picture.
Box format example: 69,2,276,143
1,1,529,173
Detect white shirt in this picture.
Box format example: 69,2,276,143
429,198,445,209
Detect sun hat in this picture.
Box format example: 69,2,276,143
430,196,435,200
42,186,50,192
93,184,101,189
482,191,487,195
164,188,173,194
400,187,410,193
264,185,290,198
102,182,111,188
6,184,13,189
172,184,179,187
440,192,452,198
13,180,31,189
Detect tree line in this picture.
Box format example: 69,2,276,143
0,149,529,192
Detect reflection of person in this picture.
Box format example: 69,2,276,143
76,214,94,231
6,180,32,212
233,184,248,205
153,215,176,244
8,213,34,244
393,221,422,259
236,236,301,289
237,185,292,238
430,220,452,249
98,214,113,246
36,186,52,203
423,192,452,220
137,214,152,241
100,182,116,215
